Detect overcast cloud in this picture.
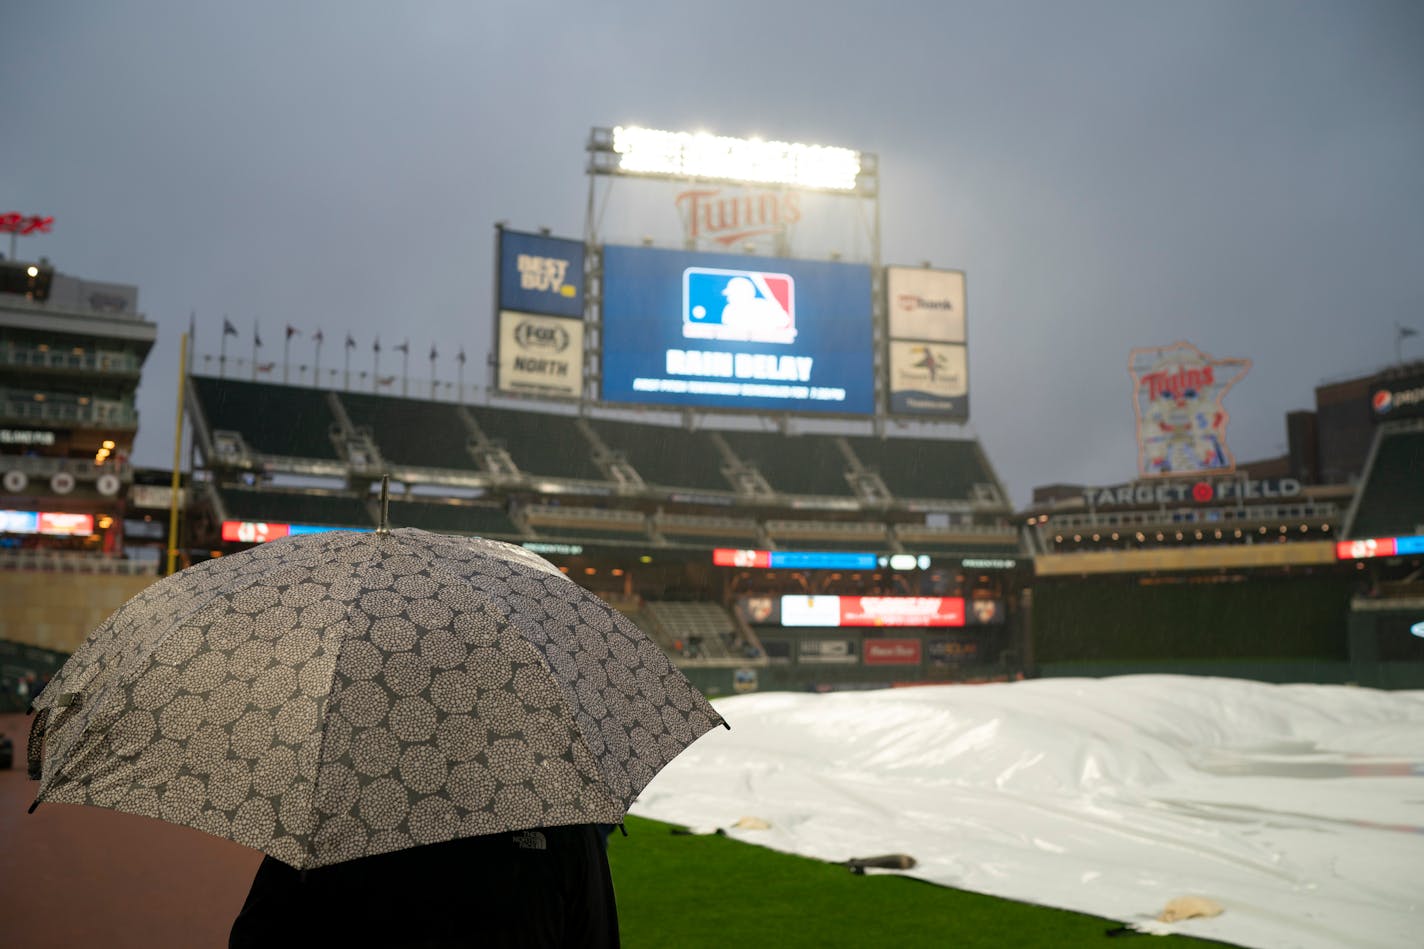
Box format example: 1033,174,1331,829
4,1,1421,505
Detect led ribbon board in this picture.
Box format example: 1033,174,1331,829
221,521,372,543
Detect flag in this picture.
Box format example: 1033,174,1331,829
1401,326,1420,339
286,325,300,340
429,344,438,361
257,362,275,373
377,375,396,387
457,348,466,365
374,337,381,353
222,318,238,337
254,325,263,348
345,333,356,350
313,329,324,344
395,339,409,355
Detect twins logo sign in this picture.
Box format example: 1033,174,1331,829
683,268,797,344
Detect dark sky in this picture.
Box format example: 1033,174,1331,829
4,1,1422,505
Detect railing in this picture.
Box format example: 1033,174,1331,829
0,550,157,575
0,398,137,428
0,347,142,374
1042,503,1340,531
524,504,647,526
765,518,887,536
0,455,130,479
895,521,1018,536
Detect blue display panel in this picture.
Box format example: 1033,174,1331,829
600,245,874,414
498,230,585,318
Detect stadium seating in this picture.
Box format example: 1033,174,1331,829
385,499,521,537
1347,426,1424,539
468,405,607,482
216,485,373,527
642,601,739,659
191,377,341,460
654,513,761,548
339,393,478,471
719,431,855,496
844,435,996,500
586,418,731,492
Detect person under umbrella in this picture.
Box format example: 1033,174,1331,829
28,481,727,947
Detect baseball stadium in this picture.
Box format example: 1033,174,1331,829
2,127,1422,948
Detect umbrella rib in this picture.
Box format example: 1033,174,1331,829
298,563,369,871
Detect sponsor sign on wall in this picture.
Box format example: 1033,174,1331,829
736,596,781,625
887,267,965,342
863,639,922,665
496,312,585,398
1130,341,1251,478
497,230,585,318
798,638,858,664
927,635,980,665
886,266,969,419
780,595,965,628
0,429,57,447
966,599,1004,625
887,340,967,416
600,244,874,414
1370,371,1424,423
1083,477,1302,509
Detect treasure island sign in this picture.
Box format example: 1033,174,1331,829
1129,341,1251,478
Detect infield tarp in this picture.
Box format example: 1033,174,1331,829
631,676,1424,949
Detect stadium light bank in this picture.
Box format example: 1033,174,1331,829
595,125,865,192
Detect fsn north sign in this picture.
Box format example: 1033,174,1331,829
1085,477,1302,509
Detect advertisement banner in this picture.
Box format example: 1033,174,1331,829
798,638,858,664
497,230,585,318
496,312,585,398
600,245,874,415
887,267,965,343
1130,341,1251,478
863,639,922,665
887,340,968,417
780,595,966,628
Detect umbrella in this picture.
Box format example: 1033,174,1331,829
27,518,727,870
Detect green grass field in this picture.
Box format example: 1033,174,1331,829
608,815,1227,948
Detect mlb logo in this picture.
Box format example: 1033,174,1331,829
683,267,797,344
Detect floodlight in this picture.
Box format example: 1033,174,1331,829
609,126,861,191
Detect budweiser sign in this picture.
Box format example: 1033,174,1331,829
674,188,800,247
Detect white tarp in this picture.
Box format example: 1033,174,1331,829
631,676,1424,949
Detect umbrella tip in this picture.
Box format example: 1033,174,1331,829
376,475,391,535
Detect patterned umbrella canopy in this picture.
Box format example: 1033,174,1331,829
28,528,727,869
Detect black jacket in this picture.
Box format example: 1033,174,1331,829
229,825,618,948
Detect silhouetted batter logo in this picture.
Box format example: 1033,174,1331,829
683,267,797,344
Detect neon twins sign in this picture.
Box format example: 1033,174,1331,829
674,188,801,247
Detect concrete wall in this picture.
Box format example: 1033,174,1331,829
0,571,158,653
